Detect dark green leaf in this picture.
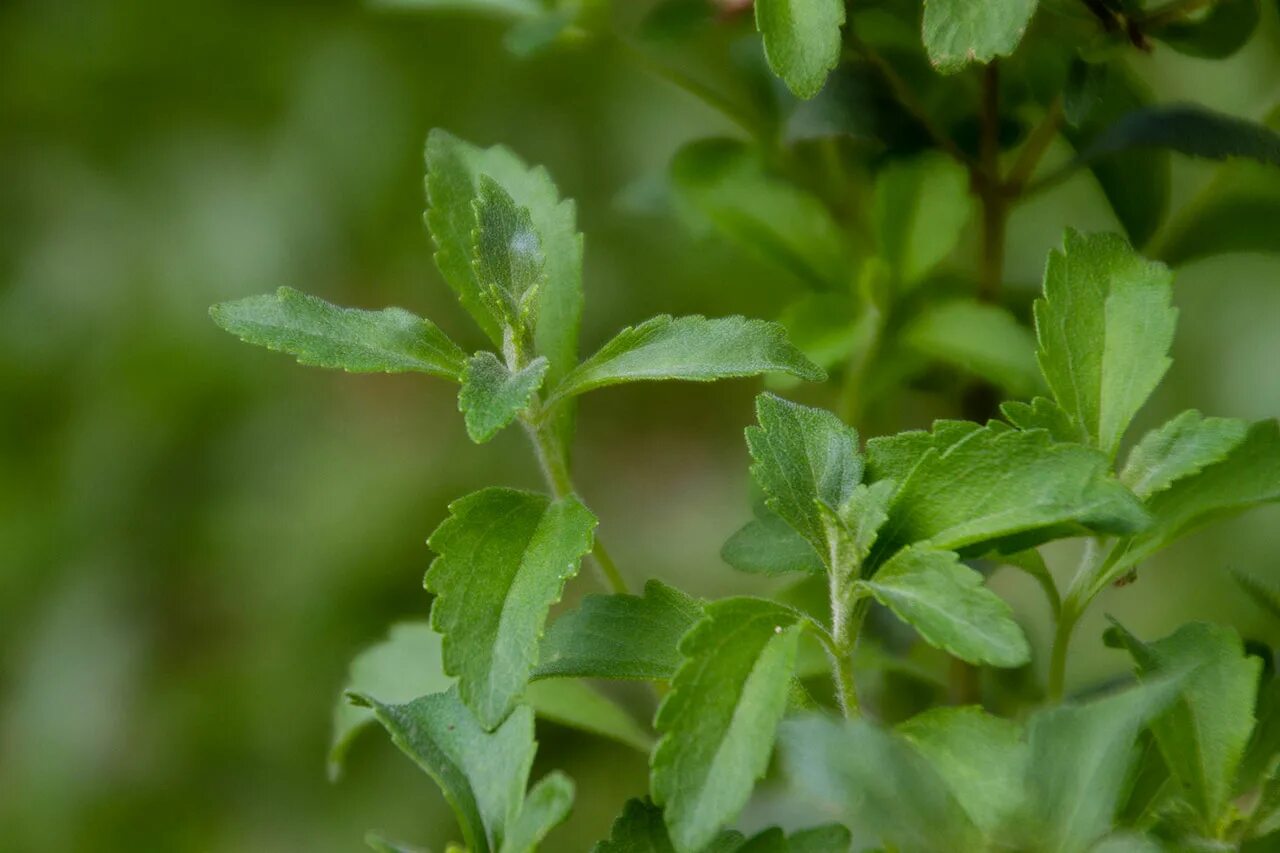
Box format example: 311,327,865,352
548,316,824,403
458,352,549,443
736,823,853,852
472,175,545,327
903,299,1041,396
1150,0,1260,59
754,0,844,99
861,546,1031,667
652,598,803,852
535,579,703,681
210,287,467,379
1121,410,1248,499
1076,104,1280,170
426,488,597,729
591,799,745,853
922,0,1039,74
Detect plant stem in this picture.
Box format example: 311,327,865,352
1006,97,1063,192
825,593,868,718
977,63,1007,303
1047,538,1105,700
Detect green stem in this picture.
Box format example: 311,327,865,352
977,63,1007,304
826,580,869,718
1048,538,1106,700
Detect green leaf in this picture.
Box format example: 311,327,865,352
364,831,429,853
865,420,982,484
1022,679,1182,853
548,316,824,403
1106,620,1261,830
670,139,849,289
472,175,545,328
736,823,853,852
897,706,1026,838
1075,104,1280,170
818,479,897,578
535,580,703,681
722,507,826,577
871,423,1149,559
425,130,583,390
372,0,542,19
903,299,1041,397
1000,397,1080,443
873,153,975,286
426,488,598,729
592,799,745,853
349,688,535,853
210,287,467,379
1121,410,1249,499
330,623,454,781
754,0,844,99
861,546,1030,667
1150,0,1260,59
922,0,1039,74
1232,567,1280,623
500,771,574,853
458,352,549,443
652,598,803,853
523,680,654,753
1034,230,1177,457
780,715,983,851
745,392,862,560
1101,420,1280,586
772,293,860,385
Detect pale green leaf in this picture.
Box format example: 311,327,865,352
548,316,824,403
922,0,1038,74
746,392,862,559
780,715,982,851
472,175,545,326
458,352,549,443
872,423,1149,559
535,580,703,681
364,831,428,853
1121,410,1248,499
874,153,975,286
349,688,534,853
1034,230,1177,457
722,508,826,577
754,0,844,99
1000,397,1081,444
1106,620,1260,831
903,299,1040,396
861,546,1030,667
652,598,803,853
897,705,1026,838
210,287,467,379
771,293,859,388
500,771,574,853
426,488,597,729
523,680,654,753
592,799,745,853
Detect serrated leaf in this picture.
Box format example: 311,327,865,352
779,715,983,851
426,488,597,729
1022,679,1182,853
1000,397,1080,443
1106,620,1261,831
903,299,1040,396
922,0,1038,74
746,392,862,561
592,799,745,853
1101,420,1280,587
819,479,897,578
523,680,654,753
736,823,853,852
500,771,574,853
865,420,982,485
754,0,844,99
548,316,824,403
1150,0,1260,60
652,598,803,853
458,352,549,443
1034,230,1177,457
472,175,545,326
1121,410,1248,499
861,546,1030,667
425,130,582,394
874,153,975,286
349,688,534,853
722,508,826,577
535,580,703,681
210,287,467,379
670,139,849,289
897,706,1026,838
1232,568,1280,623
872,424,1149,559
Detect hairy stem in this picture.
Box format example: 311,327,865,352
825,592,868,718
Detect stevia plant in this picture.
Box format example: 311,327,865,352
212,0,1280,849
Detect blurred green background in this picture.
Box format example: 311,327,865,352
1,1,1278,850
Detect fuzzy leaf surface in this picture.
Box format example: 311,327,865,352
535,580,702,681
458,352,549,443
1000,397,1082,444
1034,230,1177,457
210,287,466,378
861,546,1030,667
722,508,826,576
1121,410,1248,499
426,488,597,729
472,175,545,325
549,317,824,402
922,0,1038,74
652,598,802,852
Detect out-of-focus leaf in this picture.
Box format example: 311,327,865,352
523,680,654,753
371,0,541,17
922,0,1039,74
365,831,429,853
210,287,467,379
873,153,975,286
1074,104,1280,172
722,507,826,576
1150,0,1260,59
670,139,849,288
1120,410,1248,499
500,771,575,853
535,579,702,681
754,0,844,99
903,298,1040,396
772,293,859,385
458,352,548,443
